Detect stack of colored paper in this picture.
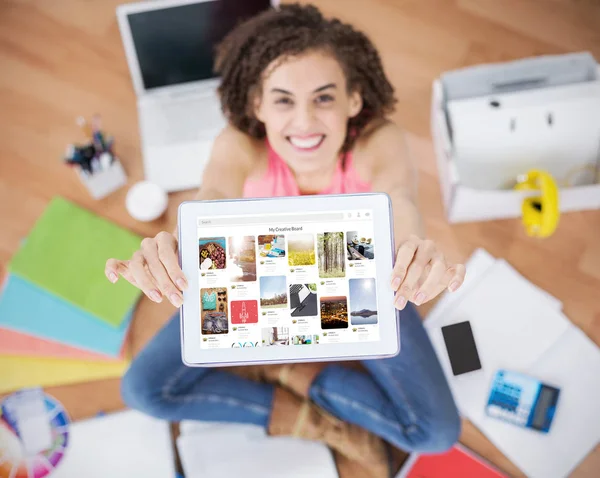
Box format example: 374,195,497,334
0,197,142,393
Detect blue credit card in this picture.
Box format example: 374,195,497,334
486,369,560,433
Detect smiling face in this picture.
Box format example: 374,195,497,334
253,50,362,175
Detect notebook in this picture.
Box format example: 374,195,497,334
0,274,132,356
8,197,141,328
0,353,129,394
0,327,128,361
396,444,506,478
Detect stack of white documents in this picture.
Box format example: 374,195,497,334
424,249,600,477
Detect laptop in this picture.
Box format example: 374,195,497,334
117,0,273,192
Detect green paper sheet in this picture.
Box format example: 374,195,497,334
9,197,142,328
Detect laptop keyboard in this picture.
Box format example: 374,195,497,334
290,284,304,295
142,95,225,146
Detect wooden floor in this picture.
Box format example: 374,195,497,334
1,0,599,475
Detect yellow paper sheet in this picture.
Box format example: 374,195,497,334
0,354,129,394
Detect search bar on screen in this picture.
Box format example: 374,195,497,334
198,212,346,227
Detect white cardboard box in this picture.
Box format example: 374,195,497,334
431,73,600,224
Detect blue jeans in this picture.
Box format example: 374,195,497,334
121,304,460,453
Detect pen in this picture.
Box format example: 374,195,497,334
99,152,111,171
105,136,115,155
76,116,93,143
79,145,95,174
64,144,75,162
91,156,101,173
91,114,106,151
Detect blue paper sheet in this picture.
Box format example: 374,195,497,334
0,274,133,357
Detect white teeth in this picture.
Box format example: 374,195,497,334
289,135,324,149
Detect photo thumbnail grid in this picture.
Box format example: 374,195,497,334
197,214,380,348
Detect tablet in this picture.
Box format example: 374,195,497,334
178,193,400,367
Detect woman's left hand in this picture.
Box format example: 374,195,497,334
390,235,466,310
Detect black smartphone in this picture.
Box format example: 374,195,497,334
441,321,482,376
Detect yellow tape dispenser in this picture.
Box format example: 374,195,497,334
514,169,560,238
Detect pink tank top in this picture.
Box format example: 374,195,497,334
243,143,371,198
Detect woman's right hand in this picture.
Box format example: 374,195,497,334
105,231,188,308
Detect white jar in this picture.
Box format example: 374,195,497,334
126,181,168,222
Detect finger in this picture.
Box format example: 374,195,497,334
143,236,183,308
395,261,434,310
413,256,447,305
105,258,122,283
394,289,408,310
119,260,138,285
447,263,466,292
415,262,432,291
129,250,163,303
390,235,419,290
156,232,187,292
401,240,437,293
105,259,137,286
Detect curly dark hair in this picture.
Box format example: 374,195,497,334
214,2,397,153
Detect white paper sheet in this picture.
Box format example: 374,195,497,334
53,410,175,478
177,420,338,478
470,326,600,477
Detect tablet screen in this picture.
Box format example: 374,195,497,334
196,209,381,349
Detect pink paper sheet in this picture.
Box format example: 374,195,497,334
0,327,129,362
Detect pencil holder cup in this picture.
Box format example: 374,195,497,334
65,115,127,200
77,156,128,200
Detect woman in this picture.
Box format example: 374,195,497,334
106,4,465,477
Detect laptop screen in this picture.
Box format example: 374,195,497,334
127,0,272,91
